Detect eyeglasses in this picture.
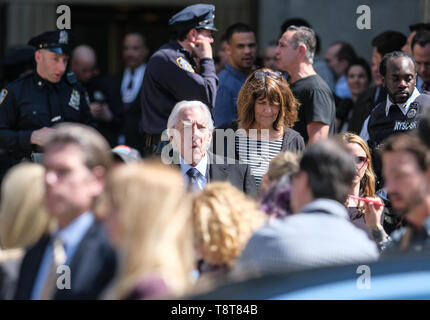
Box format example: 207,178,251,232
355,156,367,165
254,71,283,80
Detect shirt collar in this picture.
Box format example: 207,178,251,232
385,87,420,116
54,211,95,254
180,153,208,178
34,72,60,89
224,63,249,81
124,64,146,79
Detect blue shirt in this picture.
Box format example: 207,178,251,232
213,63,248,127
335,75,352,99
31,211,95,300
313,56,336,92
180,154,208,191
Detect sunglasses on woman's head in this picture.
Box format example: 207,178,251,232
254,71,283,80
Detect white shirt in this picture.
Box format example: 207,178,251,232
121,64,146,104
359,87,420,142
180,154,208,191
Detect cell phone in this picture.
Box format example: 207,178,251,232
348,195,384,206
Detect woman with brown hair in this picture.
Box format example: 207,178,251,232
337,132,388,242
213,68,304,190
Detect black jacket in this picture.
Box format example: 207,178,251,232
14,219,116,300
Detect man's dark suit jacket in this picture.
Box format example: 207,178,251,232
348,85,387,134
14,219,117,300
175,151,257,198
112,71,145,153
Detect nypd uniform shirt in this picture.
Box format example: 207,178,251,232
0,72,95,161
140,40,218,135
360,88,421,144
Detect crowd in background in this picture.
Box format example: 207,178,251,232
1,3,430,300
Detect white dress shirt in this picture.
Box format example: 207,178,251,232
121,64,146,104
359,87,420,142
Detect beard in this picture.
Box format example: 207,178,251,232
390,189,426,218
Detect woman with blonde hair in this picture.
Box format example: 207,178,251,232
213,67,304,190
0,163,55,299
102,162,195,299
337,132,388,242
192,182,267,279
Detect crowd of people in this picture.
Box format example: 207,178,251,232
0,2,430,300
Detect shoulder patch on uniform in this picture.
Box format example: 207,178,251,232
0,89,8,105
176,57,195,73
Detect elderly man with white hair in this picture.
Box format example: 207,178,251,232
164,100,257,196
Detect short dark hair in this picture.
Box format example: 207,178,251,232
224,23,255,43
412,29,430,51
372,31,407,57
176,29,191,42
380,133,430,172
409,23,430,32
379,51,417,77
330,41,357,65
299,139,356,204
346,57,372,83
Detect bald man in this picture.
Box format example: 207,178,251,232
70,45,98,84
70,45,123,147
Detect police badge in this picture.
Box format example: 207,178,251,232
407,102,419,119
0,89,8,105
59,30,69,44
68,89,80,111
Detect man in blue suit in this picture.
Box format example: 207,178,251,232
14,123,116,299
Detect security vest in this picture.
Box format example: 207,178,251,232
368,99,421,149
367,97,422,189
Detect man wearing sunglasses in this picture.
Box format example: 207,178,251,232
275,26,336,145
140,4,218,157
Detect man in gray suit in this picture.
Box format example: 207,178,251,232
162,100,256,197
234,139,379,276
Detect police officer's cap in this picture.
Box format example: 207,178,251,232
168,4,217,33
28,30,74,56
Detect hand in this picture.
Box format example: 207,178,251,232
190,38,213,59
89,103,112,122
363,196,384,230
30,127,56,146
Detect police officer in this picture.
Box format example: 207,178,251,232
140,3,218,156
0,30,94,165
359,52,423,187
